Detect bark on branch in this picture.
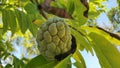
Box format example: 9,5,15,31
31,0,88,19
41,0,73,19
96,26,120,40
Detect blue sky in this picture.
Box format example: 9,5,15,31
80,50,101,68
97,0,118,30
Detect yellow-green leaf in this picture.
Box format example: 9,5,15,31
24,2,38,14
81,26,120,46
25,55,50,68
73,50,86,68
89,32,120,68
15,9,29,34
72,0,87,26
2,9,8,33
7,9,17,34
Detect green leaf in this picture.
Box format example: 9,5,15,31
89,32,120,68
0,0,6,4
24,2,38,14
3,52,10,60
51,0,67,9
0,41,5,51
6,41,14,52
88,11,100,18
28,15,38,37
67,0,75,15
15,9,29,34
51,0,75,15
13,56,25,68
7,9,17,34
2,9,9,33
5,64,12,68
29,22,38,37
2,6,17,34
19,0,29,2
73,50,86,68
13,56,21,68
0,52,6,58
74,61,84,68
0,65,3,68
20,60,25,68
25,55,49,68
0,28,3,36
39,62,56,68
55,54,72,68
72,0,87,26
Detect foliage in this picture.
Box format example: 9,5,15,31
0,0,120,68
107,7,120,32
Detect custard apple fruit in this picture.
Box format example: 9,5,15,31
36,17,72,61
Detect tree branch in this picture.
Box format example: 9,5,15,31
43,0,54,7
33,0,77,19
45,7,73,19
96,26,120,40
35,0,88,19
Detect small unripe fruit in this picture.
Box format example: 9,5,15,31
48,23,57,35
43,31,52,43
52,35,60,45
36,17,72,61
56,21,65,30
47,42,56,52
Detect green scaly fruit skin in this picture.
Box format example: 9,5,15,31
36,17,72,61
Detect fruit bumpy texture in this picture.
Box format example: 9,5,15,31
36,17,72,61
